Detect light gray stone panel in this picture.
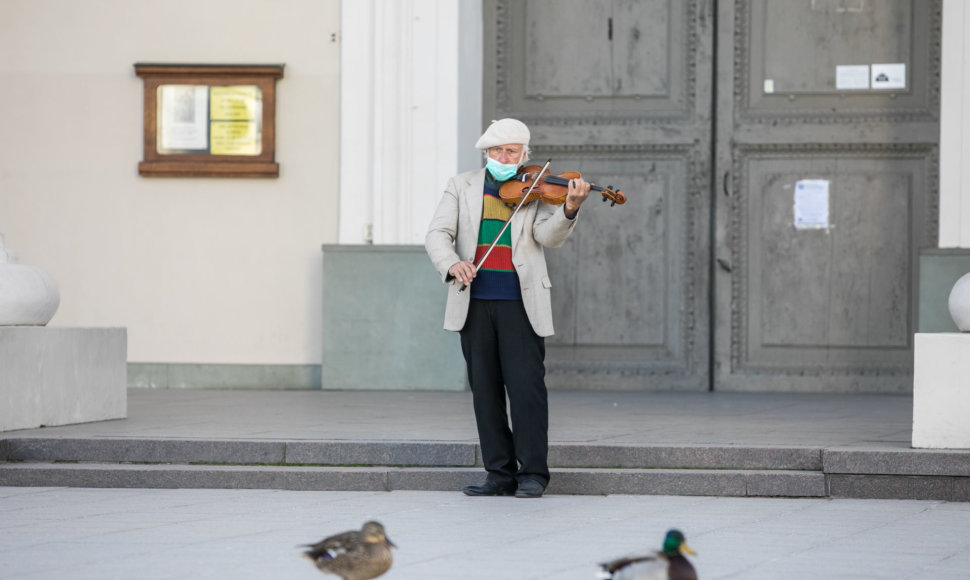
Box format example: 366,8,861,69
918,249,970,332
321,245,466,391
0,327,127,431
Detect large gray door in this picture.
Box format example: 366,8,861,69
713,0,939,391
483,0,939,392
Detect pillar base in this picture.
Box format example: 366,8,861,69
0,327,127,432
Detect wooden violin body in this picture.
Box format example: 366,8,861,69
498,165,627,207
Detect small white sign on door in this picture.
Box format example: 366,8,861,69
794,179,830,230
871,63,906,90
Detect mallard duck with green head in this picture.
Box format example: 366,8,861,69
597,528,698,580
302,520,396,580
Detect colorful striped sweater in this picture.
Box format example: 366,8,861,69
471,172,522,300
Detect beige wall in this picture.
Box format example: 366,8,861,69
0,0,340,364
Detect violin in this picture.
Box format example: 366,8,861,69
498,165,627,207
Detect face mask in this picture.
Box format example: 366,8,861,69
485,156,520,182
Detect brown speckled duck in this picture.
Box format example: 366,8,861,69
302,521,396,580
597,529,697,580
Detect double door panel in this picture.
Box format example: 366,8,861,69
483,0,939,391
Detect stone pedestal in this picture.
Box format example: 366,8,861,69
0,327,127,432
912,333,970,449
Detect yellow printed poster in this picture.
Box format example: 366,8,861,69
210,86,260,120
211,122,261,156
209,85,262,155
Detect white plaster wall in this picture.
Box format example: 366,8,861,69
0,0,340,364
940,0,970,248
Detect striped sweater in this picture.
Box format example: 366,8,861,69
471,173,522,300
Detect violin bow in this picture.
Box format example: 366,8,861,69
456,159,552,295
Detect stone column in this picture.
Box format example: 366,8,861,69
939,0,970,248
338,0,481,245
911,0,970,449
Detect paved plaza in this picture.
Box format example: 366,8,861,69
2,486,969,580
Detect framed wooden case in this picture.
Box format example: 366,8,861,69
135,63,284,177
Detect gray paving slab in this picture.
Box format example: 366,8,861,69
2,389,916,449
1,487,969,580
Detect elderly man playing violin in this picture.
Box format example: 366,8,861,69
425,118,591,498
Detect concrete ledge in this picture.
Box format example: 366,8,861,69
548,469,826,497
3,438,478,467
285,441,478,466
3,438,287,464
0,327,127,432
0,463,395,491
828,474,970,501
5,437,823,470
548,445,821,470
824,448,970,476
0,463,827,497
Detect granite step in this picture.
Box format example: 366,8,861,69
0,437,822,470
2,436,969,500
0,462,826,498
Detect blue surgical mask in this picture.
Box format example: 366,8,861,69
485,156,519,182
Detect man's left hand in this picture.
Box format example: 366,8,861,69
564,177,591,219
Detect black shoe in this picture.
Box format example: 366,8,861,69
463,480,516,496
515,479,545,498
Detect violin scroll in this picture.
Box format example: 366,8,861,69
598,185,626,207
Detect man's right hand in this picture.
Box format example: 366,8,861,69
449,261,477,286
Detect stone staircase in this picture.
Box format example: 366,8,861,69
2,437,968,501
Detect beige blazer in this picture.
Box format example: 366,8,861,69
425,168,578,337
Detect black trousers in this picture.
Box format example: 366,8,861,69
459,299,549,487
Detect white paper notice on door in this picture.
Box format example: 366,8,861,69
836,65,869,90
794,179,830,230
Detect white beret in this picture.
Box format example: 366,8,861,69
474,118,531,150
